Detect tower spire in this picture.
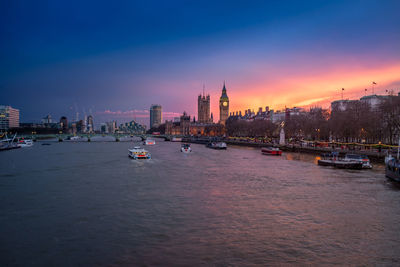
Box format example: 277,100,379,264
203,84,205,96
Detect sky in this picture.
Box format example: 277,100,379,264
1,0,399,127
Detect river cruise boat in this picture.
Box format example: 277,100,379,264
128,146,151,159
386,156,400,182
69,136,80,141
17,138,33,147
261,147,282,156
206,142,227,150
343,154,372,169
171,137,182,142
0,133,21,151
318,152,363,169
0,140,20,151
181,143,192,153
143,139,156,145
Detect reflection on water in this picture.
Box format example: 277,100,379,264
0,140,399,266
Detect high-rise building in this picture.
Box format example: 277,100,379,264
83,115,87,133
106,120,117,133
0,105,20,130
87,115,94,133
41,114,52,124
219,82,229,125
180,112,191,136
150,104,162,128
197,92,211,123
60,116,68,132
76,120,84,133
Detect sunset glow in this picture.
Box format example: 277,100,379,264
1,1,399,126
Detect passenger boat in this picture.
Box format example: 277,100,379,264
385,155,400,182
143,139,156,145
181,143,192,153
69,136,80,141
0,140,20,151
0,134,21,151
128,146,151,159
17,138,33,147
343,154,372,169
386,140,400,181
171,137,182,142
317,152,363,169
206,142,227,150
261,147,282,156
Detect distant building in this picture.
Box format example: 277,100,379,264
198,92,211,123
272,110,285,123
360,94,389,109
331,99,360,111
219,82,229,125
82,115,87,133
150,104,162,128
60,116,68,132
228,106,304,123
71,122,77,135
41,114,52,124
87,115,94,133
107,121,117,133
76,120,85,133
119,120,146,134
165,111,224,136
331,94,392,111
0,105,19,130
100,123,107,133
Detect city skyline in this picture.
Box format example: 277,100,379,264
1,1,400,124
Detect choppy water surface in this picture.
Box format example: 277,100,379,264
1,140,400,266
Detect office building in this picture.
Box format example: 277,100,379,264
0,105,20,130
150,104,162,128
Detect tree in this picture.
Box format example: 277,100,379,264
380,96,400,144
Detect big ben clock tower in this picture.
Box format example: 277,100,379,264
219,81,229,125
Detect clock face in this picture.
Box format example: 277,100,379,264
223,101,228,107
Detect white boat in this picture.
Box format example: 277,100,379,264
17,138,33,147
171,137,182,142
343,154,372,169
206,142,227,150
0,134,20,151
386,138,400,181
70,136,80,141
181,143,192,153
128,146,151,159
143,139,156,145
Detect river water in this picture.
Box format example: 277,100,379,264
1,139,400,266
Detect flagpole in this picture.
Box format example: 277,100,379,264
372,81,376,94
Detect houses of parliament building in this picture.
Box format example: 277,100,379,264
197,82,229,125
165,83,229,136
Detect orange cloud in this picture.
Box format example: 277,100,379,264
224,63,400,113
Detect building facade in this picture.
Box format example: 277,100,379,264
60,116,68,132
219,82,229,125
119,120,146,134
165,112,225,136
150,104,162,128
0,105,19,130
87,115,94,133
197,93,211,123
41,114,53,124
